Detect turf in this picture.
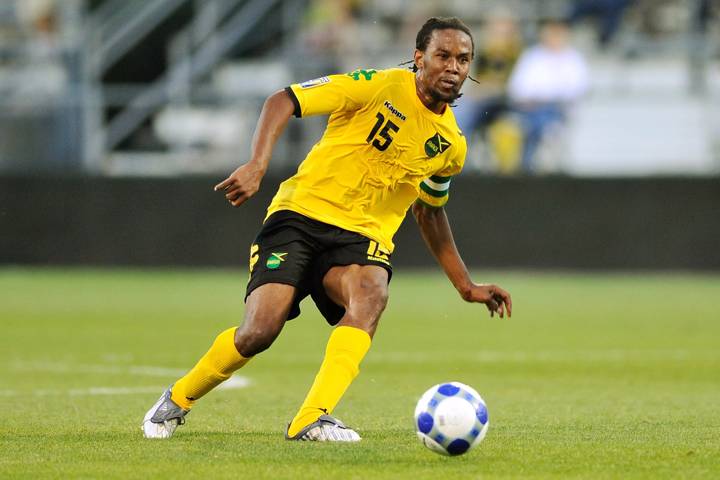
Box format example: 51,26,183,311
0,268,718,479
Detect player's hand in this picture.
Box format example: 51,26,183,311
461,283,512,319
214,163,264,207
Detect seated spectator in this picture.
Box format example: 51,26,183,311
567,0,633,49
453,11,523,139
507,19,588,173
300,0,363,73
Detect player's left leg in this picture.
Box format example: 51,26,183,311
286,264,388,441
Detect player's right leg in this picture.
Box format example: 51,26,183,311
141,283,295,439
142,211,316,439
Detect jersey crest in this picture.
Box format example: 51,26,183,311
424,133,451,158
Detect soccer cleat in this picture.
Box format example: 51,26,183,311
285,414,361,442
141,386,189,439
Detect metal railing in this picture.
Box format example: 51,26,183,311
0,0,718,176
88,0,191,75
103,0,283,152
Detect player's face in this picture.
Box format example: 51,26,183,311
415,29,473,104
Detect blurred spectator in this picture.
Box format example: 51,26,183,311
508,19,588,173
16,0,59,59
8,0,66,101
300,0,364,73
453,10,523,164
0,0,77,172
689,0,717,94
695,0,718,31
567,0,633,49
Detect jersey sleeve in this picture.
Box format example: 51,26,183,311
417,136,467,208
286,69,386,118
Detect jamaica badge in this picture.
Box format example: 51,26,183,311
266,252,287,270
424,133,451,158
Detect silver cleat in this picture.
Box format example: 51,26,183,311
141,387,189,439
285,414,361,442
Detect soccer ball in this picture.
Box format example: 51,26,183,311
414,382,489,456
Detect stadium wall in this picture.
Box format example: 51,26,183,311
1,174,719,270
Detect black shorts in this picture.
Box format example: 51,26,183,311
245,210,393,325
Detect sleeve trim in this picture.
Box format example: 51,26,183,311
429,175,452,183
417,189,449,207
422,177,452,192
415,196,446,209
419,181,448,198
284,86,301,118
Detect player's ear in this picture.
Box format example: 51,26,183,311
414,49,424,70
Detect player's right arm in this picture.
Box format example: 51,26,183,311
214,89,295,207
215,70,382,207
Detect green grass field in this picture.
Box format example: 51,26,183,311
1,268,718,479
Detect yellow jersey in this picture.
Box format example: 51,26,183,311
266,68,467,252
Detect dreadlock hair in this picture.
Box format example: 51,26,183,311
399,17,481,86
416,17,474,54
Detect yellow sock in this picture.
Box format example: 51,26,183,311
287,326,371,437
170,327,250,410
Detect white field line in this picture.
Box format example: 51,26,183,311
2,362,250,397
229,349,714,366
364,349,713,364
217,376,251,390
10,362,188,377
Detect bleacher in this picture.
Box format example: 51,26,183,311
0,0,718,176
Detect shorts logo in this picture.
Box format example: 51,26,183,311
366,241,391,266
424,133,451,158
266,252,288,269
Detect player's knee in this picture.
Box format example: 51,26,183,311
369,283,389,314
234,319,283,357
352,273,389,316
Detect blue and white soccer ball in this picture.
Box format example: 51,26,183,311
414,382,489,456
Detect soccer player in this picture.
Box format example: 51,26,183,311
142,16,512,442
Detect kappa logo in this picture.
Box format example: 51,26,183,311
424,133,451,158
383,101,407,121
266,252,288,270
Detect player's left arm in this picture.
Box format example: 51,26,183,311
412,201,512,318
